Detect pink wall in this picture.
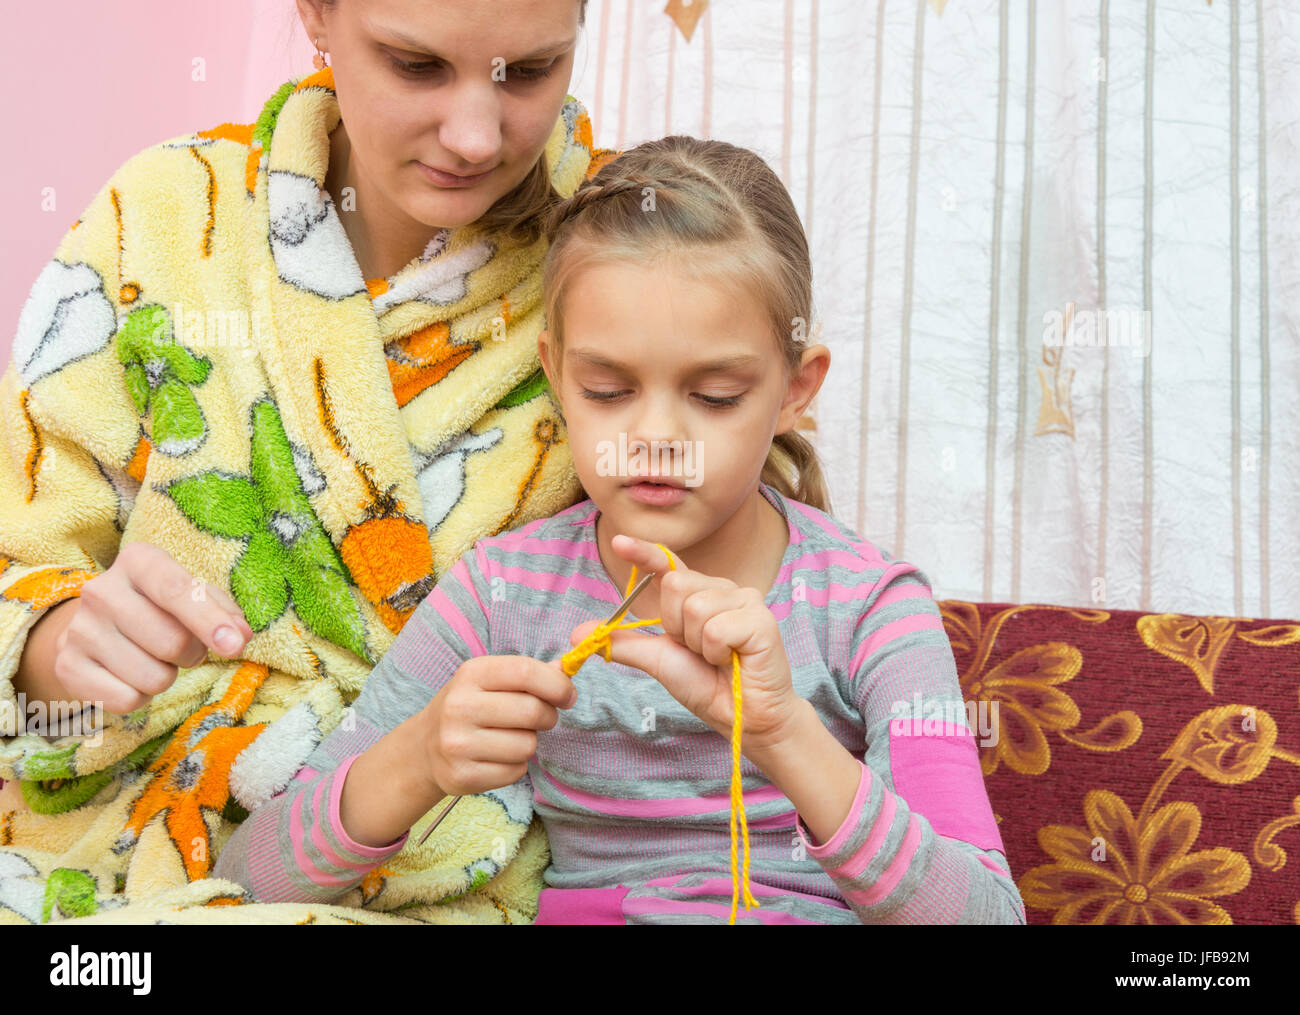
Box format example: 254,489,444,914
0,0,318,365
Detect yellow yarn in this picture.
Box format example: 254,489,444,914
559,542,758,924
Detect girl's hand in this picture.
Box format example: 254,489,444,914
569,534,805,753
418,654,577,798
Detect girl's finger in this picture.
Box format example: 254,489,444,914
609,534,679,575
673,586,755,658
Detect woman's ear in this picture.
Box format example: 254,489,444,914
538,329,563,411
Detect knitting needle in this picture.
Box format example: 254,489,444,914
415,571,657,847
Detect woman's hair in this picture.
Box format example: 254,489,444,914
540,135,832,514
319,0,589,248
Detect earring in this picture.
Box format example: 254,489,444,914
313,37,329,70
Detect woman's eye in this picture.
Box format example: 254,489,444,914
389,55,442,76
509,63,555,82
387,54,553,81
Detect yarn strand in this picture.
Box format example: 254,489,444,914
558,542,757,924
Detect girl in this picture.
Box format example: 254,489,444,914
214,135,1027,925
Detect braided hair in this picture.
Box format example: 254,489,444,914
540,136,832,514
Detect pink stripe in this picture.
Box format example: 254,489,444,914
784,499,887,566
978,854,1011,877
849,611,944,675
539,766,786,818
645,874,850,910
620,894,824,924
450,557,487,622
327,753,409,857
497,565,618,605
798,760,872,856
889,724,1006,853
830,783,897,880
533,886,630,924
425,586,486,656
294,765,321,782
869,580,933,611
498,534,601,562
842,814,922,906
289,787,356,887
786,548,878,575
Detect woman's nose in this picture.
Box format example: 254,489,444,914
438,82,503,168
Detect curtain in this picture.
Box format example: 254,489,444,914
571,0,1299,617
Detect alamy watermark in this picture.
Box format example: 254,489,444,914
889,693,999,748
594,432,704,487
0,693,104,747
1042,306,1151,358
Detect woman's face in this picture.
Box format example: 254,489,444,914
300,0,580,230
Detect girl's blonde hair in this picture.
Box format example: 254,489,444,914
540,135,832,513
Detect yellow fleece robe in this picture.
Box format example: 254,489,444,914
0,67,616,924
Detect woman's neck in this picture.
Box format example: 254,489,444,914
324,121,441,282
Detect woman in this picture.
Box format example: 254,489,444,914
0,0,607,924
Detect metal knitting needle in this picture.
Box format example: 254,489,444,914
415,571,656,847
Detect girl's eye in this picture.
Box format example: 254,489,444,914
696,394,743,408
580,389,626,403
577,389,744,408
509,62,555,82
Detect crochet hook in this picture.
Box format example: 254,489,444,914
415,571,657,847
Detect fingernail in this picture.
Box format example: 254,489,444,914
565,687,579,708
214,626,243,654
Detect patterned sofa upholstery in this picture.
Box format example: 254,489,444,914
940,601,1300,925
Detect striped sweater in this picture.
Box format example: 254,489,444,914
213,481,1027,924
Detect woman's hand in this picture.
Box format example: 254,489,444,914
568,534,805,754
52,542,255,715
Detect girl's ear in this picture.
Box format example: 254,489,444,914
776,345,831,434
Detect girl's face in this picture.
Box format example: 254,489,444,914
538,255,828,558
299,0,580,231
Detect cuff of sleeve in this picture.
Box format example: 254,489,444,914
328,753,410,857
795,759,872,859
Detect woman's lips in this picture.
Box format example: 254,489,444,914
416,162,494,187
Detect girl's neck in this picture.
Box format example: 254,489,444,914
595,486,790,622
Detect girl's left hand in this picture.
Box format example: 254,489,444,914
567,534,806,753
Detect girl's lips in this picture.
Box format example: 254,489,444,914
625,482,688,506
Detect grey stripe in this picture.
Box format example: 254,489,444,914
1231,0,1243,616
895,0,928,558
806,0,820,243
985,0,1010,601
593,0,610,153
1096,0,1110,600
1141,0,1155,610
783,0,794,184
857,0,888,537
664,16,675,135
1256,0,1271,616
617,0,634,150
702,1,713,137
1011,0,1038,603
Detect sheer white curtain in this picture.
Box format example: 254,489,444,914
569,0,1300,618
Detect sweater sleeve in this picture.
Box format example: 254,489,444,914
212,542,524,904
794,562,1027,925
0,172,147,755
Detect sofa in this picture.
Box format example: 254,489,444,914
941,600,1300,925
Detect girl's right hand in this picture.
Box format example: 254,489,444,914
53,541,255,714
419,654,578,798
